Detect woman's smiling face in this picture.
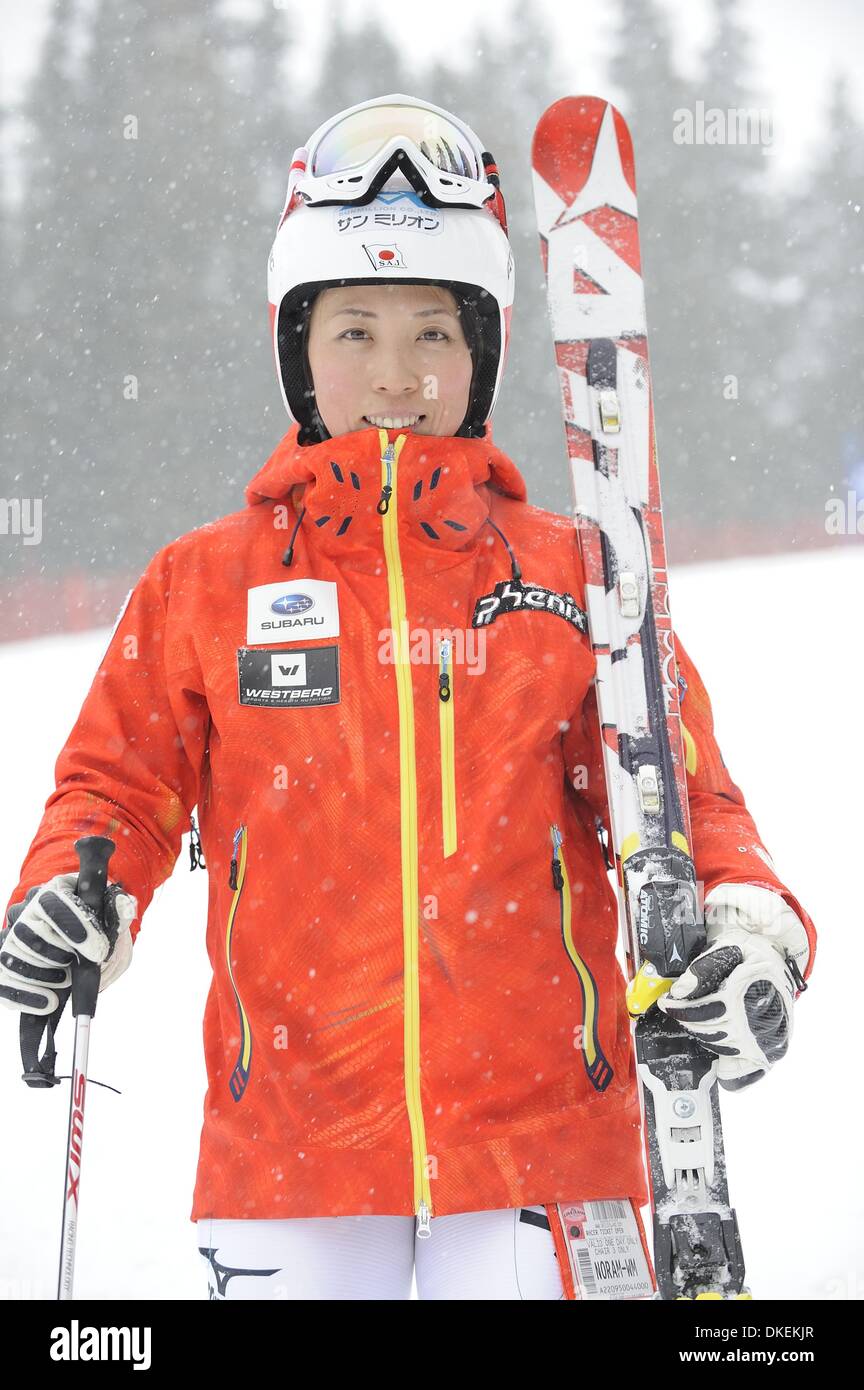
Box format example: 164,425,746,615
306,282,474,438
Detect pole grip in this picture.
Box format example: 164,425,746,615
19,834,116,1086
70,836,115,1019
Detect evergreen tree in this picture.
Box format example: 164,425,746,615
5,0,91,585
411,0,573,511
610,0,783,553
778,75,864,538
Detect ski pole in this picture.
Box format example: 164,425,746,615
54,834,115,1300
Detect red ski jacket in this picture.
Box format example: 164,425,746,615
6,424,816,1223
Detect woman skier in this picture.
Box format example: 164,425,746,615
0,95,815,1300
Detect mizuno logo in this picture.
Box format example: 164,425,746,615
198,1247,281,1300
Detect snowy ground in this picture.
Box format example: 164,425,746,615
0,546,861,1301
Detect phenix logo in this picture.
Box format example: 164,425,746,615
472,578,588,633
50,1320,151,1370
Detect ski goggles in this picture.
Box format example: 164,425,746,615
282,95,505,227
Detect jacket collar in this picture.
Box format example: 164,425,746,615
245,423,527,555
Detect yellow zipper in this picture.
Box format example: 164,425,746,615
550,823,613,1093
438,636,457,858
226,824,253,1102
376,429,433,1235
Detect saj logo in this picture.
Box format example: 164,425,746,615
364,243,406,271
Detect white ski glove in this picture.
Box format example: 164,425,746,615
655,883,809,1090
0,873,137,1016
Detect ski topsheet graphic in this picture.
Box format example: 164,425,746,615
532,97,748,1300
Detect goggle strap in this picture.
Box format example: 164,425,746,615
481,152,501,189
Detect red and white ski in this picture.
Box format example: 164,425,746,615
531,96,748,1299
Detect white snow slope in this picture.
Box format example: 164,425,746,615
0,547,860,1301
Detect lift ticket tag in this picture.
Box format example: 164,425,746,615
556,1200,654,1300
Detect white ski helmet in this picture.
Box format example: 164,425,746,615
267,94,515,444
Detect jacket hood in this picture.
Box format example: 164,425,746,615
244,422,529,559
246,422,528,507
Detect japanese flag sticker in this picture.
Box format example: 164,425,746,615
364,244,406,271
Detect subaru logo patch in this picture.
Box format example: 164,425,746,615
247,579,339,645
270,593,315,616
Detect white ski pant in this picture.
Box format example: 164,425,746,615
197,1205,565,1300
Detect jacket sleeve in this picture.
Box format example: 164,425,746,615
562,633,816,982
3,543,208,942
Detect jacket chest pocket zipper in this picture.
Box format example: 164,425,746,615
550,823,614,1093
226,824,253,1102
438,637,457,858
